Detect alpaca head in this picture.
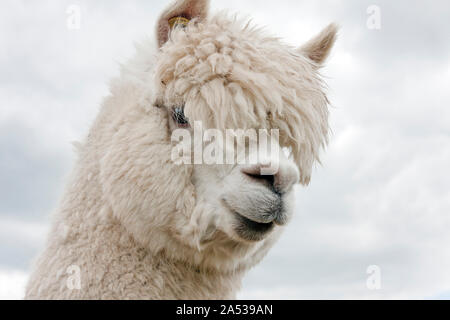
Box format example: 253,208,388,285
99,0,336,273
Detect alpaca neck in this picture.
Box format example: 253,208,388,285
50,167,243,299
150,251,243,299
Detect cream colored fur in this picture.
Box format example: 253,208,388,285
25,0,337,300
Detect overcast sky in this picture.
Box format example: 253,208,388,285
1,0,449,299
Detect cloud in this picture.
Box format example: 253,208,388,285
0,218,48,270
0,122,71,220
0,269,28,300
0,0,449,299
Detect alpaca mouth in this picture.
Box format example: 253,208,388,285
233,211,275,241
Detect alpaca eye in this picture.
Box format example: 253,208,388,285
172,106,189,127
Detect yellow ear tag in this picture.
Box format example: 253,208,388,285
168,17,190,29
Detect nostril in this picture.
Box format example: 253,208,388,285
244,171,275,187
241,165,276,189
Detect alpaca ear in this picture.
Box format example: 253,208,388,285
299,23,338,65
156,0,210,48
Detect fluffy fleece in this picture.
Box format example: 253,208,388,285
25,0,337,299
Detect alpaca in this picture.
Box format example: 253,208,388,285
25,0,337,299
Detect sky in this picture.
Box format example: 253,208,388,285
0,0,449,299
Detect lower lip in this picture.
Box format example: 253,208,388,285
233,212,275,234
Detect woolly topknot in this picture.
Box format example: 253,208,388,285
153,14,330,184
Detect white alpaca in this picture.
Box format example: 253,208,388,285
25,0,337,299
